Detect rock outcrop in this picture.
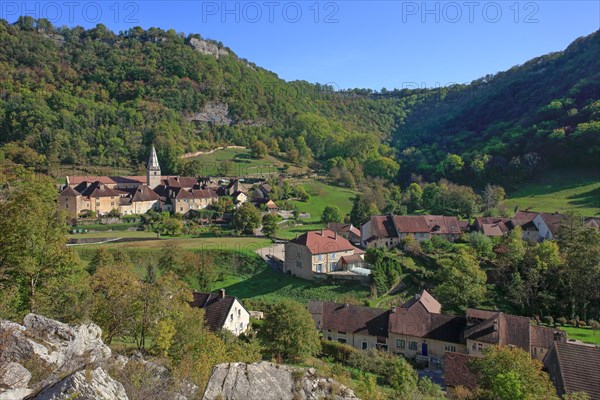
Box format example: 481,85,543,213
187,102,232,126
29,367,128,400
202,362,361,400
189,38,229,58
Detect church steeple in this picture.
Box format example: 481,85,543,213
147,145,161,188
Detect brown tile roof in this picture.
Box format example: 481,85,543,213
77,181,124,198
162,176,199,188
388,303,465,343
67,175,148,186
530,325,566,349
585,217,600,228
59,186,80,197
340,255,363,265
309,301,389,337
401,290,442,314
474,217,511,236
289,230,355,255
327,223,361,238
544,341,600,399
444,352,479,389
130,185,160,202
392,215,431,233
366,215,397,241
190,291,241,332
423,215,462,235
464,311,531,351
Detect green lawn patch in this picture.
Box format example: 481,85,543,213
505,168,600,216
560,325,600,345
186,148,284,177
212,267,370,305
289,180,356,223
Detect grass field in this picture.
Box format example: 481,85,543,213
211,266,370,305
187,148,286,177
73,235,271,253
290,180,356,223
560,325,600,345
505,169,600,216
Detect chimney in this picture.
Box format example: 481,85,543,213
334,231,337,240
321,229,325,236
219,289,225,299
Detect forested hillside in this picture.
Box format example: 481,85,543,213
0,16,598,187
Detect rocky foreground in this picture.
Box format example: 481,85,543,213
0,314,360,400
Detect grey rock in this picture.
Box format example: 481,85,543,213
0,387,32,400
187,102,232,126
29,367,128,400
202,362,360,400
0,362,31,390
189,38,228,58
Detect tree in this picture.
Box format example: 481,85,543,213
364,156,400,181
261,213,280,238
88,247,114,274
321,205,344,224
0,175,81,315
483,184,506,212
259,300,321,361
232,203,261,234
216,160,233,176
471,346,559,400
403,183,423,212
433,249,487,311
91,265,142,344
350,195,379,227
250,140,268,158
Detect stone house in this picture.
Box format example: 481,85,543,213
283,230,365,280
308,301,389,351
361,214,462,248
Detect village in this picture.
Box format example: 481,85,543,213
54,145,600,399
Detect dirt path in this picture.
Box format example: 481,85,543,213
181,145,247,159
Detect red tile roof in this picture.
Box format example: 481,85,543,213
59,186,80,197
401,290,442,314
464,310,531,351
289,230,355,255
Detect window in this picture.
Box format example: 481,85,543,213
237,309,241,317
332,252,336,259
337,338,347,344
409,341,418,350
445,344,456,352
362,341,368,350
327,337,332,341
396,339,405,349
239,322,244,330
296,260,302,268
472,343,477,350
230,314,233,321
329,262,336,271
316,264,324,273
338,331,346,335
477,343,483,351
318,254,323,262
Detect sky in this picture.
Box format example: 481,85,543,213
3,1,599,89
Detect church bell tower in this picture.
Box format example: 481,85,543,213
147,145,161,188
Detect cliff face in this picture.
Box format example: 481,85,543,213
202,362,361,400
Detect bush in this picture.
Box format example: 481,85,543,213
321,340,359,364
543,316,554,326
557,317,567,326
589,320,600,330
567,319,576,326
578,320,587,327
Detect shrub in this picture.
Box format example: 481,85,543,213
589,320,600,330
557,317,567,326
321,340,359,364
543,316,554,326
578,320,587,327
567,319,576,326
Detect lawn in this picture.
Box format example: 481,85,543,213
68,230,156,239
560,325,600,345
505,168,600,216
211,267,370,305
73,235,271,253
289,180,356,223
186,147,285,177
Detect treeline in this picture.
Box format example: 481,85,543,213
1,18,598,187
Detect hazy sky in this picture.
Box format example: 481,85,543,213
4,1,599,89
